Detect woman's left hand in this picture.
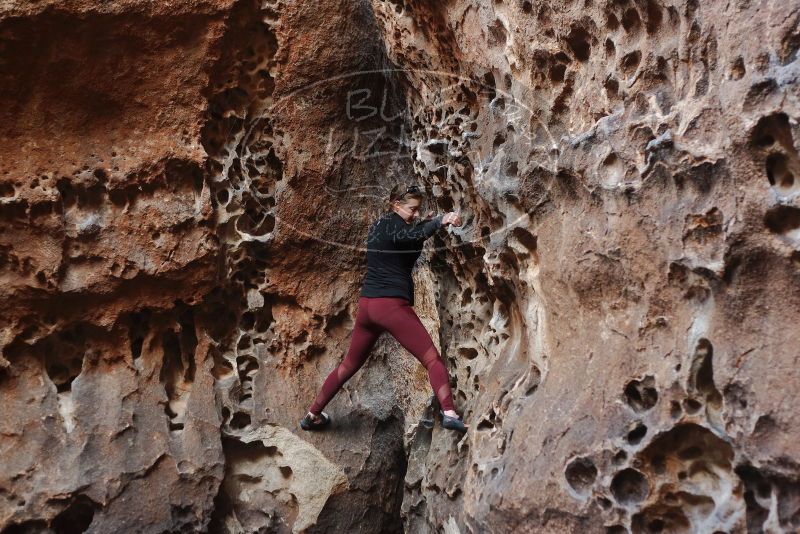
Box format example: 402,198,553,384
442,211,462,227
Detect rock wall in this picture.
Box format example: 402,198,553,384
0,0,799,533
1,0,417,532
369,0,800,532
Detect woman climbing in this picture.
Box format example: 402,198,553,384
300,183,468,433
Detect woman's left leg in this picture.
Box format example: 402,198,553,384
372,299,456,412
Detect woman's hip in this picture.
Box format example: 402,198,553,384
357,295,412,327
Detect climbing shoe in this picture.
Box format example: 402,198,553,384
419,417,435,429
439,410,468,433
299,411,331,431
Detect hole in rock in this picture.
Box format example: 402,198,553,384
651,454,666,475
623,375,658,412
566,26,592,61
730,56,746,80
620,51,641,75
506,161,518,176
230,412,252,429
611,468,649,505
2,520,49,534
237,336,252,350
459,347,479,360
678,446,703,460
0,182,14,197
688,338,722,411
240,311,256,331
524,370,540,396
635,423,736,530
44,332,85,394
622,8,641,32
217,189,230,205
606,13,619,31
426,141,447,156
723,382,749,410
159,313,197,431
493,132,506,150
550,63,566,82
108,189,127,206
683,398,702,413
751,113,793,149
764,205,800,234
627,423,648,445
128,310,151,361
488,19,508,47
644,0,663,33
482,72,496,100
51,494,97,534
511,227,538,252
211,348,234,380
237,355,259,381
477,418,495,431
766,153,795,188
733,464,800,529
779,24,800,64
461,287,473,306
565,457,598,495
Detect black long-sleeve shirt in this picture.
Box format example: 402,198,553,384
359,211,445,306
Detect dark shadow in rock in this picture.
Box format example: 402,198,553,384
565,456,598,496
611,468,649,506
50,495,98,534
623,375,658,413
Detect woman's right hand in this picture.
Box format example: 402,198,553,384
442,211,462,227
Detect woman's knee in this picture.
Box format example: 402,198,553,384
336,360,358,382
420,344,443,369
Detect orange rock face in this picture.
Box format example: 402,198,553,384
1,0,799,532
1,0,412,531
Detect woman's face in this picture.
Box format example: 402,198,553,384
393,197,422,223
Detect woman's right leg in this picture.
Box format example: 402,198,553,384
308,298,382,415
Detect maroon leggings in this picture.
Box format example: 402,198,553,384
308,296,455,414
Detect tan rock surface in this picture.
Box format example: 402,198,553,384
370,0,800,532
1,0,415,531
1,0,798,533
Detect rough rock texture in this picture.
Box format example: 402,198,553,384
1,0,799,533
1,0,415,532
369,0,800,532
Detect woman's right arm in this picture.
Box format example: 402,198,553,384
392,214,445,245
391,212,462,245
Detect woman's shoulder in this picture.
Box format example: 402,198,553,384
367,211,392,234
372,211,398,226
